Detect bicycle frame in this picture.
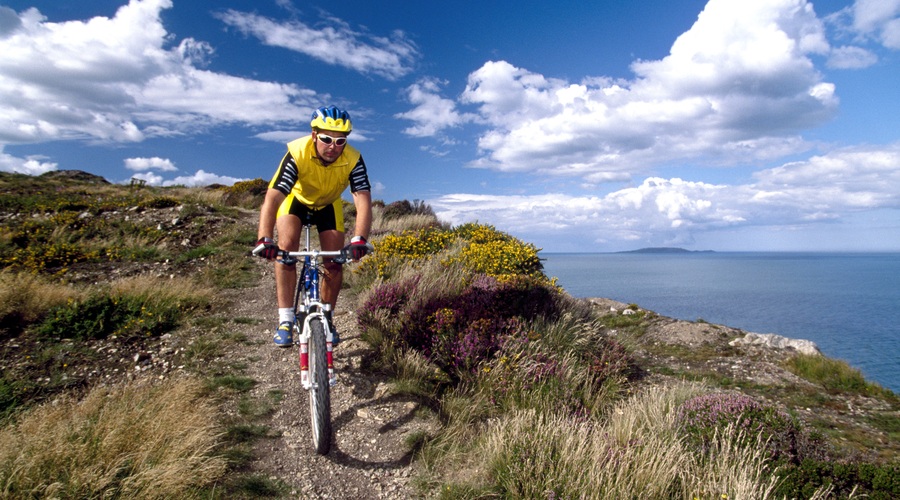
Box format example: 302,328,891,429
290,223,343,388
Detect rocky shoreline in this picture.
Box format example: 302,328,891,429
589,297,823,356
588,296,898,461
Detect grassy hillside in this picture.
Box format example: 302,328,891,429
0,171,897,498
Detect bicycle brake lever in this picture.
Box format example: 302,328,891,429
332,252,349,265
278,253,298,265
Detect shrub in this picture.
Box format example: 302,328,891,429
220,178,268,208
775,459,900,500
36,276,212,341
378,227,455,260
360,223,545,283
37,295,176,340
675,392,813,464
444,223,546,281
0,377,19,420
359,273,564,380
143,196,180,209
358,227,456,280
356,277,419,338
382,199,434,220
224,178,267,196
2,241,100,274
445,238,544,281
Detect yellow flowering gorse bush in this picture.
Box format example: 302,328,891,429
360,223,545,282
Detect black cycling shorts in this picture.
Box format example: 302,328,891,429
277,194,343,233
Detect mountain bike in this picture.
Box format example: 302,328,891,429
253,224,371,455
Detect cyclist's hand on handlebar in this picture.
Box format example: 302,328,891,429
343,236,371,261
253,237,279,259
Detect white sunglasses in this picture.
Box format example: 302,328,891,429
316,133,347,146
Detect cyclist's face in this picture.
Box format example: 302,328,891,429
313,130,348,165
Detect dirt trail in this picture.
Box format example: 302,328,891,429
224,259,433,499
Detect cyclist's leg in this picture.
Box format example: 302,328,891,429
272,197,303,346
275,198,303,309
314,199,345,310
319,228,343,345
314,200,345,344
319,229,344,307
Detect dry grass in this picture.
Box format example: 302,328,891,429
427,382,827,499
165,187,225,206
684,426,781,500
0,270,83,330
374,213,442,234
390,349,452,398
110,274,214,306
0,377,227,498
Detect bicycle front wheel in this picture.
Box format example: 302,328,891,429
307,317,332,455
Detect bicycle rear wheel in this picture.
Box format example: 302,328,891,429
307,317,332,454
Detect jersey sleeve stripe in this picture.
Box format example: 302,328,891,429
349,156,371,192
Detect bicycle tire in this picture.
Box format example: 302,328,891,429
307,317,332,454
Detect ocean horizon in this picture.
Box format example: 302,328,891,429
541,251,900,393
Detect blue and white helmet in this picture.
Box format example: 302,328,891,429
310,106,352,133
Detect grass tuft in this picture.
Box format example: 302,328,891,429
0,270,82,337
0,377,227,498
786,354,895,397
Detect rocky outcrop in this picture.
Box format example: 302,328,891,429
729,332,821,356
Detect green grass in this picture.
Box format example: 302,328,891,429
786,354,896,397
208,374,257,392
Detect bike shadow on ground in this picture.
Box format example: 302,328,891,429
325,390,426,470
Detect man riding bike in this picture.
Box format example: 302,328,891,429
255,105,372,347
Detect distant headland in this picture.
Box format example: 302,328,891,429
616,247,715,254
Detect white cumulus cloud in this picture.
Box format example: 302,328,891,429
124,156,178,172
852,0,900,48
395,78,477,137
403,0,839,184
0,146,57,175
430,143,900,251
0,0,318,147
132,169,247,187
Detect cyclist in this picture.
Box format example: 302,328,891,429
255,105,372,347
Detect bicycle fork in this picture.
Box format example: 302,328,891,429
297,307,337,389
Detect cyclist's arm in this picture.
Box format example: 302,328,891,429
258,152,295,239
349,156,372,240
258,188,285,240
351,190,372,241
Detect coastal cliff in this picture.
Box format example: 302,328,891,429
587,297,899,462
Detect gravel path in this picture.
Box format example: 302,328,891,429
224,259,434,499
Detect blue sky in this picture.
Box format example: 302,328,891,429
1,0,899,252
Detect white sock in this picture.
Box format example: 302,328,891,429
278,308,295,324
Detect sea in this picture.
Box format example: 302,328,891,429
541,251,900,393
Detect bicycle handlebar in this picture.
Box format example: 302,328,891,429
252,243,374,265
